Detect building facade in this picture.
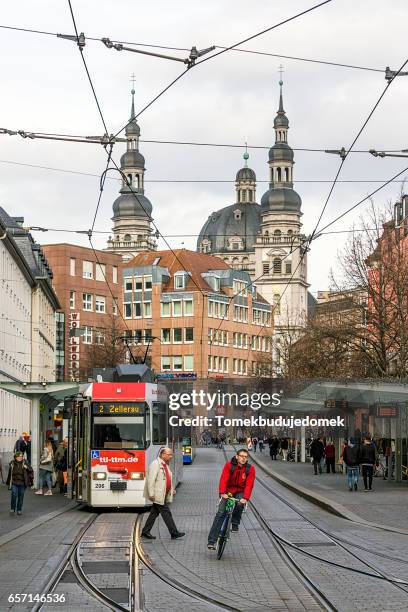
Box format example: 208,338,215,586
106,90,156,261
43,244,123,381
119,249,273,379
197,83,309,371
0,207,60,466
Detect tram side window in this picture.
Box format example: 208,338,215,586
152,403,167,445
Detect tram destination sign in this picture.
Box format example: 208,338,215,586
93,402,143,415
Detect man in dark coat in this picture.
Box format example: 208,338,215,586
310,437,325,475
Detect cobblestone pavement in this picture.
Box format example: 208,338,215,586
250,452,408,531
246,449,408,611
140,448,324,612
0,483,75,543
0,505,96,612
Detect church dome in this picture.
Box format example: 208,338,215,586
197,202,261,253
261,187,301,213
120,150,145,169
269,142,294,163
274,113,289,129
112,193,152,219
236,166,256,181
126,119,140,138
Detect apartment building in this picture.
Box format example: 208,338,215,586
120,249,273,379
43,244,122,381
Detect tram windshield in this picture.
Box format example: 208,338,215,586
92,416,148,450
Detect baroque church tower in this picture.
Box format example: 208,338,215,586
106,89,156,261
254,80,309,365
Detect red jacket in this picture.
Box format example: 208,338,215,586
219,460,256,500
324,444,335,459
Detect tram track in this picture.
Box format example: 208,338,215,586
248,451,408,585
229,447,408,606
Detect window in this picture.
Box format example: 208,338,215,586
161,328,171,343
153,402,167,445
83,326,92,344
124,234,131,242
112,266,118,284
208,301,214,317
134,330,142,344
208,355,212,372
172,300,182,316
185,328,194,342
135,276,143,291
124,277,133,292
213,356,218,372
174,273,186,290
134,302,142,318
69,291,75,309
273,258,282,274
172,356,183,371
96,263,106,282
285,262,292,274
83,260,93,279
143,302,152,318
161,302,170,317
83,293,93,311
263,262,270,275
161,356,171,371
70,258,76,276
124,303,132,318
144,275,152,290
223,357,228,373
184,299,193,315
213,276,220,291
184,355,194,371
95,329,105,345
233,358,238,374
95,296,106,313
173,328,182,343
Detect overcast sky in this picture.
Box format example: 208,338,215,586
1,0,407,294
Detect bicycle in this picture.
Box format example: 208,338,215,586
216,495,244,560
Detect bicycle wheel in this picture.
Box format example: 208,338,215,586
217,514,232,560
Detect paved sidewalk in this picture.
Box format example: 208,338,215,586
248,451,408,532
0,482,75,544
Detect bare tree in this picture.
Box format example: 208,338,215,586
81,316,131,379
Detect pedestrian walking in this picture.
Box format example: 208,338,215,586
141,448,185,540
343,437,361,491
269,436,279,460
252,437,258,453
6,451,33,515
24,433,31,465
280,437,289,461
258,439,264,453
324,440,336,473
35,440,54,496
310,437,324,475
360,436,376,491
54,437,68,494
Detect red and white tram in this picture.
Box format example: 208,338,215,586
67,368,183,508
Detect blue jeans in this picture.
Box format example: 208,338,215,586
39,469,52,490
346,466,359,489
11,483,25,512
208,492,244,544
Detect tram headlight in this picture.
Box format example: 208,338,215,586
130,472,144,480
93,472,107,480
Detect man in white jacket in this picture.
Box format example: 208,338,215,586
141,447,185,540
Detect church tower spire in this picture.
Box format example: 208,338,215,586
106,86,156,261
235,143,256,203
268,78,294,189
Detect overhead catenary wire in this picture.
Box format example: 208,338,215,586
0,23,384,74
112,0,335,139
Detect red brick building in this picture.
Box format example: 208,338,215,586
43,244,122,380
120,249,273,379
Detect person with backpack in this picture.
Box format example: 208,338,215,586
343,437,361,491
6,451,33,515
207,449,255,549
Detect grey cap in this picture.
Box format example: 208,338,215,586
260,187,301,213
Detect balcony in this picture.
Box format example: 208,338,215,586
107,238,156,250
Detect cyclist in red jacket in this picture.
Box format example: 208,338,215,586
207,448,256,549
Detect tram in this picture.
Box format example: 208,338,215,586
66,365,183,508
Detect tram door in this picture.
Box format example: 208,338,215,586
70,400,91,502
